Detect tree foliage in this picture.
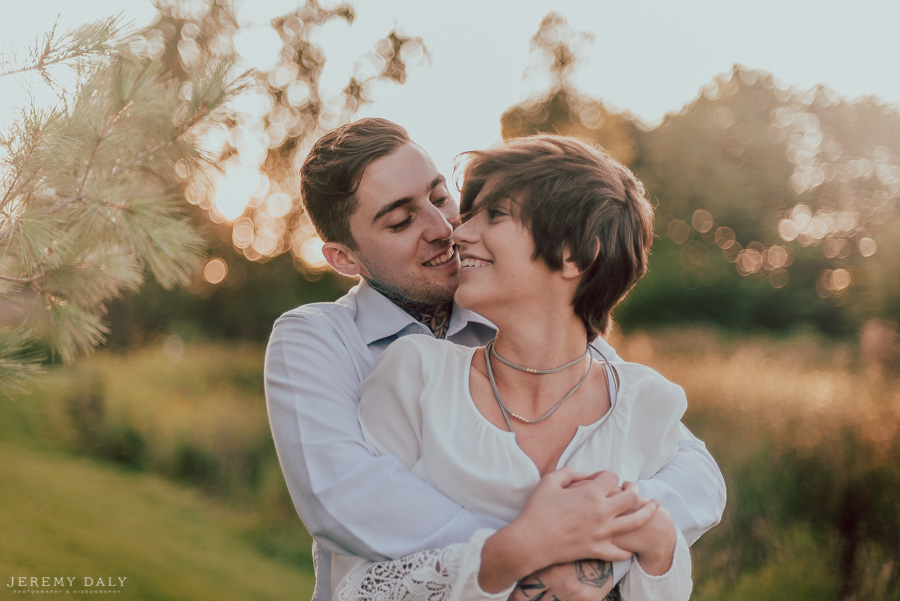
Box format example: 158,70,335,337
0,1,430,395
0,15,246,395
501,12,637,165
502,14,900,337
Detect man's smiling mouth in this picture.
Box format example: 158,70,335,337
424,246,456,266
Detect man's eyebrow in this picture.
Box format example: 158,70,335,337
370,176,447,224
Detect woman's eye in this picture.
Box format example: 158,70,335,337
388,216,412,231
487,209,507,220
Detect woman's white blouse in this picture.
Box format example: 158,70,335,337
333,334,692,601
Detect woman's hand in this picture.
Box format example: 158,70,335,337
478,469,659,593
610,482,676,576
517,469,660,566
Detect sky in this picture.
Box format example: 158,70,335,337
1,0,899,181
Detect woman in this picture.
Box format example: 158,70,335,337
335,135,694,601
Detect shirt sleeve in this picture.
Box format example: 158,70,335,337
336,529,513,601
264,312,504,561
595,335,725,545
619,527,693,601
634,423,727,546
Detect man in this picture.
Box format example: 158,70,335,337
265,118,726,600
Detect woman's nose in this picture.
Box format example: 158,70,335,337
452,217,477,247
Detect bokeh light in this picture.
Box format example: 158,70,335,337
202,257,228,284
212,167,254,220
859,237,878,257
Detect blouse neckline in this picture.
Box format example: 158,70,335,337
460,344,621,474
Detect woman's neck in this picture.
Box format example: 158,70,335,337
490,312,588,372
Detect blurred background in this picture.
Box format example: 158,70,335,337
1,1,898,600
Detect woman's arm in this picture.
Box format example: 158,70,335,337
335,471,659,601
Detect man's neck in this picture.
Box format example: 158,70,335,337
366,278,453,339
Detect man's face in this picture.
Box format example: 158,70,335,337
344,142,461,305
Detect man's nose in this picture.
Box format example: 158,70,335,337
422,204,454,242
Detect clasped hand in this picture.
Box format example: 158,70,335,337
510,469,664,601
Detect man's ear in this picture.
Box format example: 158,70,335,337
322,242,364,277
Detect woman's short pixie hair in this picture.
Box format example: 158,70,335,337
457,135,654,338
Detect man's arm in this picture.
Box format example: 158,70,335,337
634,423,726,545
592,336,726,544
264,310,503,561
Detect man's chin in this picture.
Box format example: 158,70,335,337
412,277,458,306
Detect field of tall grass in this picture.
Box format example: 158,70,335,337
608,327,900,601
4,327,899,600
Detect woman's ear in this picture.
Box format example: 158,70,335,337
561,238,601,279
322,242,364,277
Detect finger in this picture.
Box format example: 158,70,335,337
585,470,620,490
604,486,641,515
610,499,659,534
612,482,649,516
594,542,634,563
545,466,589,488
621,481,641,496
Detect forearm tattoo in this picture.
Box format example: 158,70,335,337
576,560,621,601
514,561,620,601
575,560,612,588
518,578,546,600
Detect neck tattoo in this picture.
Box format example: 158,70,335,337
366,278,453,339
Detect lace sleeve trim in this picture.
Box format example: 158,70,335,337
336,529,510,601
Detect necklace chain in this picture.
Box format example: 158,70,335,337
485,340,593,425
490,342,590,374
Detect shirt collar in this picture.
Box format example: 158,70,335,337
352,279,496,345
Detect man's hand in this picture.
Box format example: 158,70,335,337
510,560,618,601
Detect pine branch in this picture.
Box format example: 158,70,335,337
0,16,127,80
0,23,247,396
0,326,45,398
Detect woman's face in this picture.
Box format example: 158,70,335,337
452,184,559,320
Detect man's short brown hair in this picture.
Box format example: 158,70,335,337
300,118,410,249
458,135,654,338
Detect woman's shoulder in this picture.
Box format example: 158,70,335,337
612,361,688,412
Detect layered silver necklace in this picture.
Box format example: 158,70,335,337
484,339,592,432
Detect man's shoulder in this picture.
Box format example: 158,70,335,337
381,334,472,368
267,298,364,361
273,298,357,330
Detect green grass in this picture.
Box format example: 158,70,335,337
0,440,314,601
4,331,900,600
0,342,314,601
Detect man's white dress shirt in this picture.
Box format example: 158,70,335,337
264,280,726,601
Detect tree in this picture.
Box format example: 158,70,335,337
98,0,429,346
0,1,431,395
0,16,246,396
500,13,900,336
500,12,637,166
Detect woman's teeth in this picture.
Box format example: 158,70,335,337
460,258,490,268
